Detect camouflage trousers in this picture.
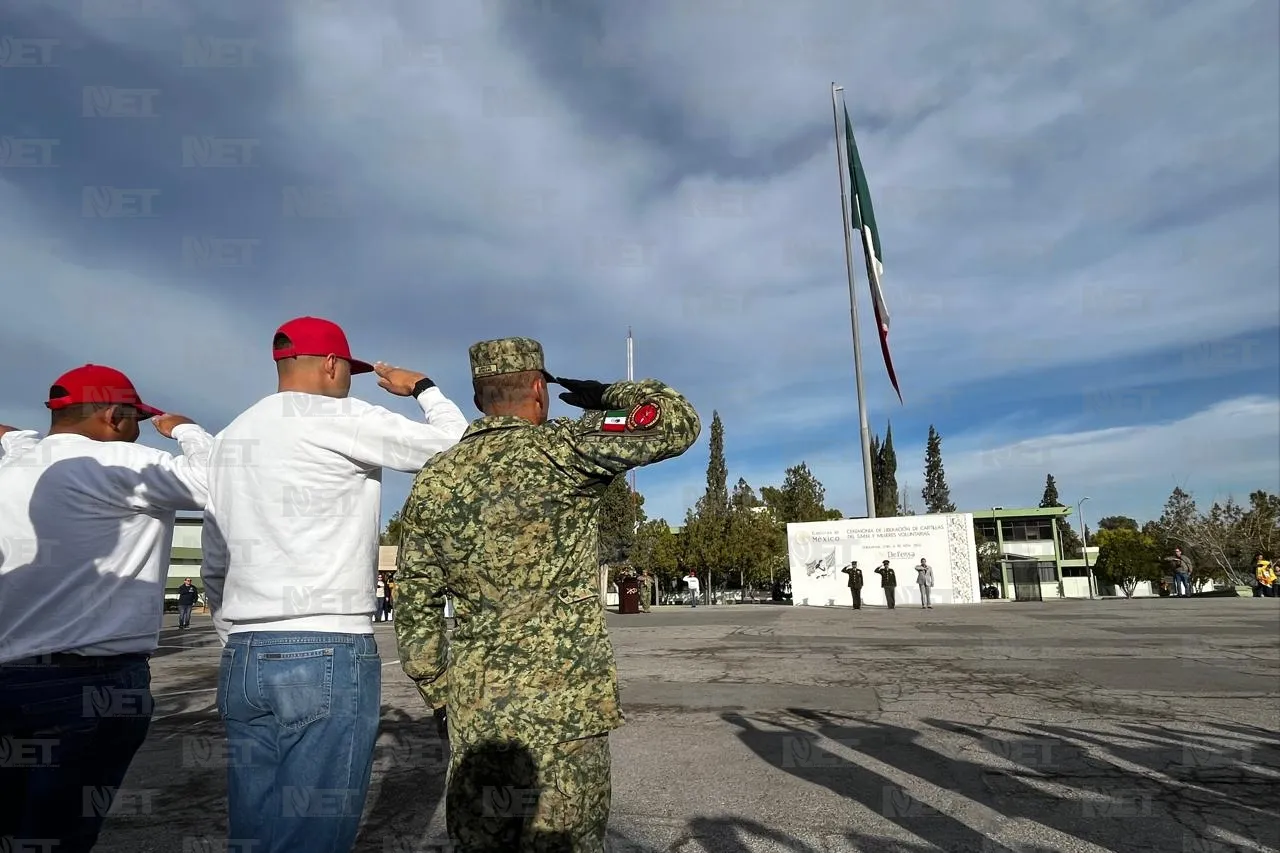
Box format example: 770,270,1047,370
446,732,611,853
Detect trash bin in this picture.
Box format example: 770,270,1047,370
619,576,641,614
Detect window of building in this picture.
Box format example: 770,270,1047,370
975,520,998,541
1037,561,1058,582
1001,519,1053,542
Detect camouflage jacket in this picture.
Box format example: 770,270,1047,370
394,380,700,747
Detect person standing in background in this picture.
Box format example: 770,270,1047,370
914,558,934,609
684,569,701,608
176,578,200,629
376,573,388,621
841,561,863,610
1255,554,1275,598
875,560,897,609
1164,547,1194,598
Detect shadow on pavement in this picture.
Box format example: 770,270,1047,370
720,708,1280,853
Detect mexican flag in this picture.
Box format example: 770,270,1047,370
844,104,901,403
602,410,628,432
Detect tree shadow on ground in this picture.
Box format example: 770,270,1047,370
721,708,1279,853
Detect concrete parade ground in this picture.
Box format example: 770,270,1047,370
96,597,1279,853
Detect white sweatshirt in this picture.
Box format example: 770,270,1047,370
0,426,212,662
0,429,41,468
201,387,467,643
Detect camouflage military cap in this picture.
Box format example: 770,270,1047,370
469,337,548,379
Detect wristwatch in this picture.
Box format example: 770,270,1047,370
411,377,436,397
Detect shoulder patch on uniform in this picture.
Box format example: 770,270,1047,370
590,401,662,436
627,400,661,431
600,409,628,432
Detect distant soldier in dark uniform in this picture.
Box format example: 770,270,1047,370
875,559,897,609
841,561,863,609
394,337,701,852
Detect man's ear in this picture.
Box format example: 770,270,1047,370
324,354,340,379
103,405,126,431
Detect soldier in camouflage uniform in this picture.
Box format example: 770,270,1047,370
394,337,700,852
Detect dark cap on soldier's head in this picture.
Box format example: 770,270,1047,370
469,337,553,381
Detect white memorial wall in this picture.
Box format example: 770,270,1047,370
787,513,981,607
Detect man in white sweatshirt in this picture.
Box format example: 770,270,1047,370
0,364,212,853
201,316,467,852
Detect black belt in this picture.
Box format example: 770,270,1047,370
1,652,150,668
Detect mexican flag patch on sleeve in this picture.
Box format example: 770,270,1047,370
601,410,628,432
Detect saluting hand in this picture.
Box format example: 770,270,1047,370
0,424,18,437
554,377,611,410
374,362,428,397
152,413,195,438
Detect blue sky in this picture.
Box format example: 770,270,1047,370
2,0,1277,529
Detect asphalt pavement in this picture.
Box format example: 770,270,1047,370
94,596,1280,852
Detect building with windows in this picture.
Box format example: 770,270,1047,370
168,515,203,593
968,506,1084,600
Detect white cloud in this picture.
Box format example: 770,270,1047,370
0,0,1276,529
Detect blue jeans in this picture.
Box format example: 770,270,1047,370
0,654,153,853
218,632,380,853
1174,572,1191,596
178,604,193,627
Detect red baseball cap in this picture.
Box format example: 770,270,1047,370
272,316,373,374
46,364,163,419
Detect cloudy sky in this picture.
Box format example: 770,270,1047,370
2,0,1277,529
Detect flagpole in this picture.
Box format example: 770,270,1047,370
622,324,637,525
831,82,878,519
627,327,637,508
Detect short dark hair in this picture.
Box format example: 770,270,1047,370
48,386,113,426
473,370,541,412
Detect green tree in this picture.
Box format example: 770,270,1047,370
730,477,761,510
760,462,841,524
1150,487,1258,587
1238,490,1280,560
1038,475,1060,508
380,509,405,545
704,412,729,517
1094,527,1161,598
1097,515,1140,532
1153,487,1211,584
598,475,642,565
680,412,732,598
871,422,899,517
725,479,785,598
974,528,1002,588
633,518,680,592
1039,474,1083,558
921,425,957,514
1198,498,1251,586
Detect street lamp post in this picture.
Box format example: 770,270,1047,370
1077,497,1093,599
